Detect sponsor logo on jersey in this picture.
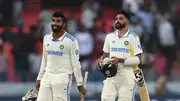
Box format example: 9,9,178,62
111,47,129,53
112,41,115,43
47,43,50,46
47,50,63,56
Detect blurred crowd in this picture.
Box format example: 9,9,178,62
0,0,180,94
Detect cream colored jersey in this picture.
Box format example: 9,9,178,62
103,30,143,71
37,32,81,81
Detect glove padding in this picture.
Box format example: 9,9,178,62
98,57,114,68
22,89,38,101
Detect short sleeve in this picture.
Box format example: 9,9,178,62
132,36,143,55
103,35,110,53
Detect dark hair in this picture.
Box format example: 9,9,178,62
117,10,130,21
52,11,67,23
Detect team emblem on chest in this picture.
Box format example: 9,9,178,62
124,41,129,45
60,45,64,49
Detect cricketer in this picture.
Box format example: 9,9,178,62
36,11,86,101
97,10,143,101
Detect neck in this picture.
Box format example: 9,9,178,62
53,30,65,39
118,27,128,36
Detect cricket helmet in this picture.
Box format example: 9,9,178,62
100,63,118,77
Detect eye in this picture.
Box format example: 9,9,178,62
52,19,55,22
57,19,61,23
119,17,123,20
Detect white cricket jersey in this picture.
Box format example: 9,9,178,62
103,30,143,71
37,31,81,80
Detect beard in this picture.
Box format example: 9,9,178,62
115,22,126,29
51,25,63,33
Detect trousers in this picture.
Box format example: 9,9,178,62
37,72,72,101
101,70,136,101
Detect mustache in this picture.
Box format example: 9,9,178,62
52,25,60,27
116,22,121,25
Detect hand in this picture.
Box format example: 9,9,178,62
111,56,120,64
77,86,86,96
36,80,41,90
96,58,103,68
103,58,114,64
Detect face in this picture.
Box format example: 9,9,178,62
51,17,64,33
115,14,128,29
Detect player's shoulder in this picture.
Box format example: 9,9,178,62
128,30,139,38
43,32,53,40
105,31,116,38
63,32,76,42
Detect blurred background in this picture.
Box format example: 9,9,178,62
0,0,180,101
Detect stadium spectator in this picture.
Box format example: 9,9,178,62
81,0,97,30
128,15,144,38
28,47,41,81
74,30,94,73
67,11,79,33
38,9,53,36
155,14,176,95
13,0,24,29
0,35,8,81
136,5,154,45
1,25,14,43
11,27,30,82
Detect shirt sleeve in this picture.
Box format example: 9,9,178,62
37,36,47,80
70,40,83,86
103,35,110,53
132,36,143,55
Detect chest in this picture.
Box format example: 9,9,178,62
109,36,131,51
44,39,70,55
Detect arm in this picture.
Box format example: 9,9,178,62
37,36,47,80
97,35,110,66
120,36,143,66
122,53,141,66
70,40,83,86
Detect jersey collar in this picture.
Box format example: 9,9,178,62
115,29,129,38
51,31,66,41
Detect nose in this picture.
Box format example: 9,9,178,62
52,21,58,25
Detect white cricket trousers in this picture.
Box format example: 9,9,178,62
37,72,72,101
101,70,136,101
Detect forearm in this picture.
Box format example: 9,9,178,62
37,63,46,80
37,35,47,80
71,54,83,86
115,53,141,66
73,66,83,86
70,40,84,86
37,52,46,80
122,56,140,66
